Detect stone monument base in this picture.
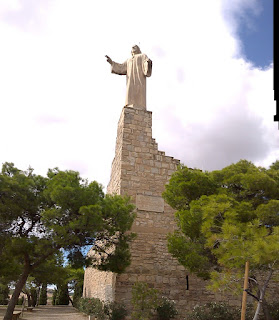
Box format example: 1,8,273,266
83,106,260,318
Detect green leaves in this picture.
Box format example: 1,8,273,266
0,162,136,293
131,282,160,320
256,200,279,226
167,231,212,279
163,166,217,210
164,159,279,292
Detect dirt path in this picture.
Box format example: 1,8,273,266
0,305,89,320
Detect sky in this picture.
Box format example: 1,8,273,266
0,0,277,191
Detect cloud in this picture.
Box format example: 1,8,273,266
0,0,276,190
221,0,264,50
0,0,21,15
152,54,276,172
36,114,67,125
0,0,52,34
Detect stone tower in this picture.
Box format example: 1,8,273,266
83,106,234,317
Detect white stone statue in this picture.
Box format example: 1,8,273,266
106,45,152,110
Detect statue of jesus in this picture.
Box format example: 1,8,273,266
105,45,152,110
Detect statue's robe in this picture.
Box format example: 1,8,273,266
111,53,152,109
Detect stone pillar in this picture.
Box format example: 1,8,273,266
107,107,188,311
84,106,238,318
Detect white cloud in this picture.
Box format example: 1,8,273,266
0,0,21,15
221,0,263,35
0,0,276,190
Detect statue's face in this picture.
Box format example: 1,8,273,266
131,45,141,55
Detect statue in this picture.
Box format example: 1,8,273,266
106,45,152,110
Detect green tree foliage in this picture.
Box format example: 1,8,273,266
78,297,106,319
104,301,127,320
163,160,279,319
71,268,84,307
131,282,159,320
39,283,47,305
156,297,178,320
22,277,38,307
0,283,9,305
16,296,24,305
55,283,69,305
0,162,135,320
30,287,37,307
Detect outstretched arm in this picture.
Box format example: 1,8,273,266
106,56,127,75
105,55,112,65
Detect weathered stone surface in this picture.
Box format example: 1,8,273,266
83,267,115,302
83,107,207,318
83,106,279,319
136,194,164,212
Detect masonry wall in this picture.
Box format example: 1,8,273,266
106,107,237,316
83,106,279,318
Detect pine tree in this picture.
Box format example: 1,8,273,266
30,287,37,307
163,160,279,320
0,162,135,320
39,283,47,305
55,284,69,305
73,281,83,307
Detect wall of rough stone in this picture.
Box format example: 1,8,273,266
107,107,234,317
106,107,125,195
83,266,116,302
83,106,279,318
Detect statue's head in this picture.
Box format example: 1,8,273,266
131,45,141,56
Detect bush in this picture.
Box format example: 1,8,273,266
78,297,106,320
104,301,127,320
39,283,47,305
187,302,254,320
17,296,24,305
0,283,9,305
73,281,83,308
131,282,159,320
157,297,178,320
30,287,38,307
55,284,69,305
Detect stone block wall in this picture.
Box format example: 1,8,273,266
83,106,279,318
83,267,116,302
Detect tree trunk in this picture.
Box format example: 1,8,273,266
3,263,30,320
252,268,273,320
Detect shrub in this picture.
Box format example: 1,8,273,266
104,301,127,320
73,281,83,308
187,302,255,320
30,287,37,307
55,284,69,305
131,282,159,320
157,297,178,320
17,296,24,305
0,283,9,305
78,297,106,320
39,283,47,305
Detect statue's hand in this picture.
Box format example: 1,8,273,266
105,55,112,65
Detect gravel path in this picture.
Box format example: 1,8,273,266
0,305,89,320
